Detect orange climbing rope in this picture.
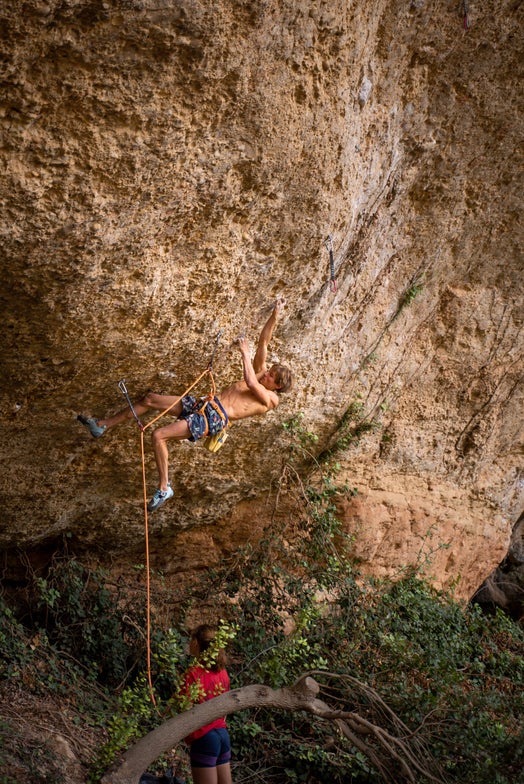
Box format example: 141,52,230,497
139,366,213,707
119,332,223,709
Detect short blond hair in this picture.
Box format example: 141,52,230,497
271,364,293,393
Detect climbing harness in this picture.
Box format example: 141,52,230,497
119,330,226,709
198,329,230,449
325,235,337,292
462,0,469,30
195,395,229,437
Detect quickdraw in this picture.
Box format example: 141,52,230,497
208,328,223,370
117,379,144,430
325,235,337,292
463,0,469,30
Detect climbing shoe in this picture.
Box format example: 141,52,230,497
147,484,174,512
77,415,106,439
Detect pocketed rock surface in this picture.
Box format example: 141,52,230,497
1,0,522,602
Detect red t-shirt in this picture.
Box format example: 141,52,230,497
182,664,230,743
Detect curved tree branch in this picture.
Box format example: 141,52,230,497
100,675,444,784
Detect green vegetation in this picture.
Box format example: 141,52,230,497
1,422,523,783
396,274,425,315
312,396,382,461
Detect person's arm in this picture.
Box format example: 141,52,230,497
253,298,286,374
238,337,276,408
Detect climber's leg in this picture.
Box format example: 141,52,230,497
147,418,191,511
151,419,191,491
78,392,185,438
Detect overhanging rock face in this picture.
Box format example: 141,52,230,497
1,1,522,599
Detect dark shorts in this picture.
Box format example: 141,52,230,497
189,727,231,768
180,395,228,442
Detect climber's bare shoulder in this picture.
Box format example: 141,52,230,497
218,379,279,422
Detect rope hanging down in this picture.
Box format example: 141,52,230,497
117,330,223,709
325,235,337,292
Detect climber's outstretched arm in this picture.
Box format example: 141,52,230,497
238,337,276,408
253,298,286,374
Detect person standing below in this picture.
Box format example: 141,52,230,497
181,624,233,784
78,299,292,511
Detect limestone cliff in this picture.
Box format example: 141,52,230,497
1,0,522,603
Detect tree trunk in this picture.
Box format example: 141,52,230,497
101,676,325,784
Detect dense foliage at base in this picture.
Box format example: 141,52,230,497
1,552,523,783
2,540,523,782
1,424,523,783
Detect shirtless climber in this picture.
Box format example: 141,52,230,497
78,299,292,512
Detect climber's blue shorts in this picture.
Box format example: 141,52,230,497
180,395,228,442
189,727,231,768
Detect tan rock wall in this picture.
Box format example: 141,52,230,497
1,1,522,600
